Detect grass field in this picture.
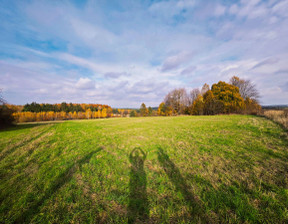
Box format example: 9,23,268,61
0,115,287,223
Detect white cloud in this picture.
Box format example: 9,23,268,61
104,72,129,79
55,53,123,74
180,65,197,76
69,18,117,46
161,51,193,72
75,77,95,89
272,0,288,17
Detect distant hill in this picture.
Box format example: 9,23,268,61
262,105,288,110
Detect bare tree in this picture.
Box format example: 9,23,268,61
164,88,188,114
230,76,260,101
189,88,200,105
201,83,210,95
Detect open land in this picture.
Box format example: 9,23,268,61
0,115,287,223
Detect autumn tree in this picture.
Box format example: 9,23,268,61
130,110,136,117
203,90,215,115
48,111,55,120
191,95,204,115
106,107,113,117
203,90,224,115
244,98,262,115
157,102,172,116
85,108,92,119
101,108,107,118
140,103,148,116
157,103,165,116
211,81,244,113
148,106,153,116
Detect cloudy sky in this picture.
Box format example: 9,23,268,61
0,0,287,107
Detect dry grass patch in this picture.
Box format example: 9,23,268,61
264,109,288,129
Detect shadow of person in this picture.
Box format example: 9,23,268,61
157,147,209,223
128,147,149,223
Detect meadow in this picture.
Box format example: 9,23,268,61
0,115,287,223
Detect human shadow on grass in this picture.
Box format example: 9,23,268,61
157,147,209,223
14,147,103,223
128,147,149,224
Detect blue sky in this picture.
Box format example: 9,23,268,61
0,0,287,107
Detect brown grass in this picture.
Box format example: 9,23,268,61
263,109,288,129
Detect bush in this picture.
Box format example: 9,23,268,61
0,105,15,127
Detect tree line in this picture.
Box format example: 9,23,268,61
12,109,109,123
22,102,111,113
12,103,112,123
156,76,261,116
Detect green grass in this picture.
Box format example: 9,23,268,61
0,115,287,223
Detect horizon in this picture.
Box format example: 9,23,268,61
6,101,288,109
1,0,288,107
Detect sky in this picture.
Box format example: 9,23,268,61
0,0,287,108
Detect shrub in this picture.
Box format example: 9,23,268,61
0,105,15,127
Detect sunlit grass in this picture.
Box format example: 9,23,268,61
0,115,287,223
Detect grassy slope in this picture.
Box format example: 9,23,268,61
0,115,287,223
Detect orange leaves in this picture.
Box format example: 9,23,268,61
13,102,113,123
13,112,36,122
13,109,109,123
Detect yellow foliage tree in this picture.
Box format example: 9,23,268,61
192,95,204,115
157,102,172,116
101,108,107,118
85,108,92,119
211,81,245,114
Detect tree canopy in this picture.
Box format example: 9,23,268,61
211,81,245,113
